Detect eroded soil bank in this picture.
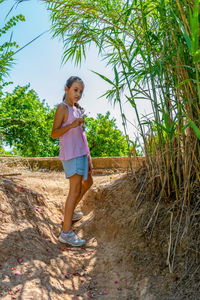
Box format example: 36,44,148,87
0,167,199,299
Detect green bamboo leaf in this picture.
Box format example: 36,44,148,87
153,121,169,134
169,114,179,141
162,109,170,132
191,0,199,55
91,70,115,86
179,123,190,134
174,78,193,89
193,49,200,64
125,95,136,107
133,96,148,100
173,13,192,53
114,65,119,86
189,119,200,139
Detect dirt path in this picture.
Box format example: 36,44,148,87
0,170,137,299
0,168,197,300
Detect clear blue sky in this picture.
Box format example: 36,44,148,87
1,0,151,140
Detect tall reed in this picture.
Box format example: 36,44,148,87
44,0,200,274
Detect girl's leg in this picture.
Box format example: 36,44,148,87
75,173,93,208
63,173,83,232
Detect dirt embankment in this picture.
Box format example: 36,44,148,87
0,166,199,300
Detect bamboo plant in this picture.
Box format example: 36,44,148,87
21,0,199,274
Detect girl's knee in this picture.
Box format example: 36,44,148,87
69,174,82,197
69,189,81,199
69,184,82,198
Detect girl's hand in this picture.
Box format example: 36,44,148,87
71,118,84,128
88,155,93,173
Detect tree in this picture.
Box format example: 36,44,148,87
0,1,47,97
85,112,128,157
0,1,26,153
0,10,25,96
0,84,129,157
0,85,59,157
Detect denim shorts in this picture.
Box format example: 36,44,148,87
62,155,88,181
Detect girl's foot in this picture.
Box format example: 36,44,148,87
72,211,83,221
58,230,85,246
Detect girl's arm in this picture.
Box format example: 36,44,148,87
51,104,84,139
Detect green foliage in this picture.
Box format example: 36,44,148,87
0,85,128,157
85,112,128,157
44,0,200,164
0,85,59,157
0,13,25,95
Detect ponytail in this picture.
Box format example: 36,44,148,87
74,102,85,114
62,93,66,102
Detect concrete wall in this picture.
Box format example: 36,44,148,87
92,156,145,169
0,156,145,171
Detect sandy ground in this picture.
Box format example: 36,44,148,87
0,167,199,300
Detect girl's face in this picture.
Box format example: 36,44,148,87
65,81,84,105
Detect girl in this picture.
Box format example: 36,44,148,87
51,76,93,246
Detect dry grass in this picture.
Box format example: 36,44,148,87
131,164,200,294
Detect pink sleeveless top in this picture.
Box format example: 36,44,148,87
58,102,90,161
